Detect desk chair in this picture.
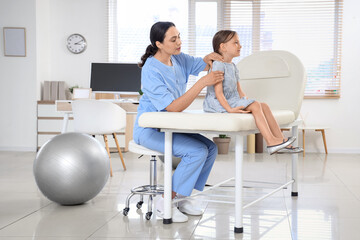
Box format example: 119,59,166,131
123,140,164,220
72,100,127,176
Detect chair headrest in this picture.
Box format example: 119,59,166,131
237,50,306,119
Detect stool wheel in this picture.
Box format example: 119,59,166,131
123,207,130,216
136,201,144,209
145,212,152,220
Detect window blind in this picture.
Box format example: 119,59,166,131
108,0,343,98
223,0,343,98
108,0,190,63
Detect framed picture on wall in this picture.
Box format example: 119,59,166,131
3,27,26,57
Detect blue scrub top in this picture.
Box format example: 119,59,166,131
133,52,207,142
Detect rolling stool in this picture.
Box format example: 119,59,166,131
123,140,164,220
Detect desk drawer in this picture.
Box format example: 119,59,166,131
38,104,64,117
37,119,74,132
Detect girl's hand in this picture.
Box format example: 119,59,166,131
203,52,224,70
227,106,251,113
202,71,224,87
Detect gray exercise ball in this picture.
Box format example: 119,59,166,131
33,132,110,205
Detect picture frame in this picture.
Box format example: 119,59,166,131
3,27,26,57
72,88,92,100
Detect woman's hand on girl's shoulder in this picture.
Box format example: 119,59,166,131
203,52,224,69
202,70,224,87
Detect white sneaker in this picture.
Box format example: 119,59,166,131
156,197,188,223
176,195,203,216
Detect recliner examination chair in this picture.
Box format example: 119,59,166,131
124,50,306,231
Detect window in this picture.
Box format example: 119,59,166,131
108,0,189,62
108,0,343,98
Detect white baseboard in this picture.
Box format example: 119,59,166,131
228,148,360,154
320,148,360,154
0,146,36,152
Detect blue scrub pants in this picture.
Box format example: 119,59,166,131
136,128,217,196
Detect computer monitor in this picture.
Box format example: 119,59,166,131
90,62,141,95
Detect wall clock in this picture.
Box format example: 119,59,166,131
66,33,87,54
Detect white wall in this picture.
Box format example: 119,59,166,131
299,0,360,153
0,0,37,151
0,0,106,151
44,0,107,89
0,0,359,152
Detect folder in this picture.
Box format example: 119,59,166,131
58,81,66,100
50,81,58,101
43,81,51,101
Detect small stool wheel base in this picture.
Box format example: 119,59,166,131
136,201,144,209
123,153,164,221
291,192,298,197
123,207,129,216
234,227,243,233
163,218,173,224
145,212,152,220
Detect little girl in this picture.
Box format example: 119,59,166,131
204,30,302,154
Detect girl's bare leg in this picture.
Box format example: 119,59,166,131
245,101,283,146
260,102,284,139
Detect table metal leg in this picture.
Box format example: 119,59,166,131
234,134,244,233
302,129,305,157
61,113,70,134
291,125,299,196
163,131,173,224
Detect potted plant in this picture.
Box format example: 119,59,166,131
67,85,80,99
213,134,231,154
69,85,79,94
138,89,143,101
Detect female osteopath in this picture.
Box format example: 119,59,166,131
133,21,224,223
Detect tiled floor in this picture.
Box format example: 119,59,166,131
1,150,359,239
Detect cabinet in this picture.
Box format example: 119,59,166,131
37,101,136,151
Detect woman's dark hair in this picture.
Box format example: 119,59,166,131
212,30,237,55
138,21,176,68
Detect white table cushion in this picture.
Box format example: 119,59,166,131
139,110,295,132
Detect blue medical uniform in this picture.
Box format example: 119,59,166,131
133,53,218,196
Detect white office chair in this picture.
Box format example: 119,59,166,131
72,99,127,176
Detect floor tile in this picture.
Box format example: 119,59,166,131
0,192,51,229
0,204,118,238
1,151,360,239
0,238,84,240
346,186,360,201
91,212,200,239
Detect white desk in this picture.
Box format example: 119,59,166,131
139,110,301,233
55,100,138,152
